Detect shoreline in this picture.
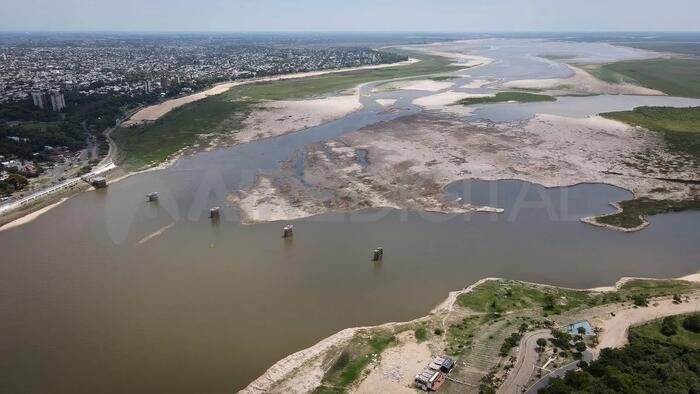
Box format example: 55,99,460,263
0,197,70,232
240,271,700,393
124,58,420,125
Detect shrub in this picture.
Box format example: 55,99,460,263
631,293,649,307
682,314,700,333
415,327,427,342
660,316,678,337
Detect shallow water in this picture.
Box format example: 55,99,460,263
2,39,700,393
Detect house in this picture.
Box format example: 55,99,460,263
429,356,455,373
414,368,445,391
415,355,454,391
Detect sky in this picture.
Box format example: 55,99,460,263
1,0,699,32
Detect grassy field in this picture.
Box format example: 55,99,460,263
633,314,700,349
457,280,594,316
457,92,556,106
602,106,700,134
601,106,700,164
620,42,700,57
113,52,458,170
597,106,700,229
620,279,700,298
584,58,700,98
111,96,251,170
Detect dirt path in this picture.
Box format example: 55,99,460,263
595,297,700,352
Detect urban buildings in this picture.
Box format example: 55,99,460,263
0,34,406,105
30,90,65,111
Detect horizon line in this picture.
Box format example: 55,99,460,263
1,30,700,34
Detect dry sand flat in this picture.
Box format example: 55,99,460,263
124,59,419,125
227,176,312,223
412,91,492,115
352,331,434,394
412,91,492,109
595,295,700,351
230,111,699,225
375,79,455,93
233,93,363,144
500,65,665,96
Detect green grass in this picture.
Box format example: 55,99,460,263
601,106,700,165
585,58,700,98
14,121,62,132
619,279,700,299
601,106,700,134
111,97,251,170
113,52,458,170
620,42,700,57
445,315,480,356
414,326,428,342
594,197,700,229
633,314,700,350
457,280,594,316
428,75,460,81
456,92,556,106
222,52,459,102
314,332,396,393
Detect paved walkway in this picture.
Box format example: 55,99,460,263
497,329,552,394
525,351,592,394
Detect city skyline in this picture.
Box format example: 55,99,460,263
2,0,699,33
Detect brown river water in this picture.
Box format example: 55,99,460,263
2,39,700,393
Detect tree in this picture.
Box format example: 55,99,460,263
577,326,587,336
631,293,649,307
575,341,587,352
661,316,678,337
539,335,700,394
543,293,557,311
537,338,548,351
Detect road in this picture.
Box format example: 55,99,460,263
0,160,116,215
0,105,134,216
497,329,552,394
525,351,592,394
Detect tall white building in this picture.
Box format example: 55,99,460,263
31,91,48,109
49,90,66,111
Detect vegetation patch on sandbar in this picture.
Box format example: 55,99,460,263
594,197,700,230
601,106,700,164
456,91,556,106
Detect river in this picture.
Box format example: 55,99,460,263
1,39,699,393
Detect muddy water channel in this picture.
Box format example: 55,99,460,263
2,39,700,393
